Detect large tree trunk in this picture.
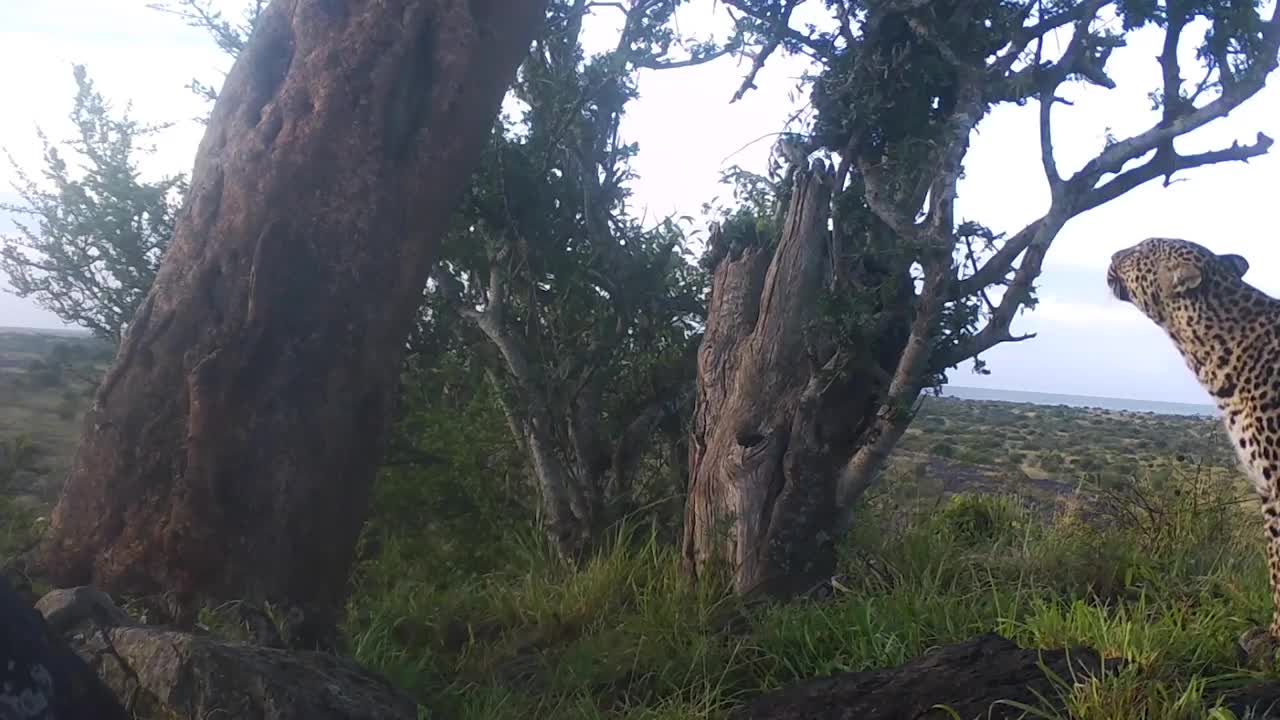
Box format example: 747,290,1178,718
683,162,917,598
37,0,546,620
684,164,843,598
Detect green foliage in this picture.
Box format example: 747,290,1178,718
935,494,1028,545
0,435,39,489
23,358,63,389
1,65,186,341
428,1,710,551
0,495,41,565
364,351,535,581
0,434,43,563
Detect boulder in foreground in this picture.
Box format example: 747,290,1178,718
37,586,417,720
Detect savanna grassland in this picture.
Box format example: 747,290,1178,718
2,330,1275,719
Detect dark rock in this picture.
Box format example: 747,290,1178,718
730,633,1115,720
32,587,418,720
0,576,129,720
1224,683,1280,718
74,627,418,720
238,602,287,649
35,586,133,635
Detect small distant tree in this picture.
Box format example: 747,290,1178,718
1,3,275,341
1,66,186,342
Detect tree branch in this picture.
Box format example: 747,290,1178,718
941,215,1064,369
719,0,825,102
948,1,1280,362
608,382,694,502
992,0,1115,103
1070,49,1279,187
989,0,1108,80
1079,132,1274,213
835,259,949,513
1159,2,1190,127
949,218,1042,299
632,45,738,70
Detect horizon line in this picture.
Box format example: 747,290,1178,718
944,384,1216,409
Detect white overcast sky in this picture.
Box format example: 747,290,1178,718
2,1,1278,404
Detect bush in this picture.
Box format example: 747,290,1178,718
0,496,41,564
24,358,63,388
0,435,39,487
935,493,1028,546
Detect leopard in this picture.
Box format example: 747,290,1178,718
1107,236,1280,655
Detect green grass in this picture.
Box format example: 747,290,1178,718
342,474,1280,719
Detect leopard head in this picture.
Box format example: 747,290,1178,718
1108,237,1250,328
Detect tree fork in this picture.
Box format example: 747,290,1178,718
35,0,546,622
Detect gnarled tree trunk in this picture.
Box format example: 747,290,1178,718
37,0,546,620
684,164,848,598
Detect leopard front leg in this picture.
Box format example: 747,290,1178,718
1268,517,1280,639
1239,502,1280,668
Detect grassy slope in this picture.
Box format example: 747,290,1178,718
2,330,1274,719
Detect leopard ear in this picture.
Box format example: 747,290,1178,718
1162,260,1202,295
1218,253,1249,278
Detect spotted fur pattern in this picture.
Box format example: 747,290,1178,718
1108,237,1280,636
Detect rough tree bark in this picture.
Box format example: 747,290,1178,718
684,164,850,598
37,0,547,620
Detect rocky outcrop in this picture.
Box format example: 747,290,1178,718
730,633,1114,720
33,586,418,720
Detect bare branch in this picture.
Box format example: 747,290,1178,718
632,44,739,70
949,325,1039,369
949,137,1273,363
1079,132,1274,213
1027,5,1124,193
949,1,1280,359
1072,47,1279,187
1038,94,1061,188
941,215,1064,368
1159,2,1191,126
719,0,831,102
989,0,1107,79
993,0,1115,103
